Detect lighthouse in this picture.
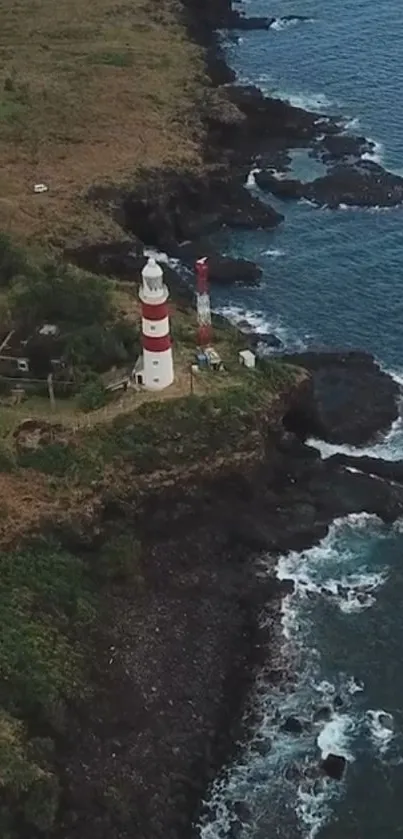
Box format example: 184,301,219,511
137,257,174,390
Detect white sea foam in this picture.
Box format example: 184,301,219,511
245,166,261,188
277,513,386,617
270,16,314,32
274,91,334,113
346,676,365,694
215,304,273,334
298,196,318,207
270,17,298,31
307,412,403,462
200,514,380,839
261,247,285,257
317,713,355,760
366,710,395,755
296,693,356,837
214,303,307,353
296,782,332,839
343,116,361,131
143,247,170,263
362,139,384,164
314,679,337,699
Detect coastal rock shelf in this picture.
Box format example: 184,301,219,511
256,160,403,208
282,351,400,445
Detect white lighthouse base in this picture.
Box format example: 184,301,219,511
135,349,174,391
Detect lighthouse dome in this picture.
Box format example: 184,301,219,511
142,257,163,293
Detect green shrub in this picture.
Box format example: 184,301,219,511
0,543,94,717
66,320,139,372
17,442,78,476
0,539,94,831
0,711,59,833
78,378,108,412
8,261,112,329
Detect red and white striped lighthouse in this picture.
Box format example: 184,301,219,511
139,257,174,390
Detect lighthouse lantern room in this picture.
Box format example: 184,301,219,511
137,257,174,390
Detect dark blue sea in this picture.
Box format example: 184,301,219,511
199,1,403,837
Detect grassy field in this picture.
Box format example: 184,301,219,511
0,0,206,247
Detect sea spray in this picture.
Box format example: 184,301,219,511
200,514,387,839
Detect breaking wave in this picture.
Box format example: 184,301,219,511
214,303,307,352
366,710,395,756
307,414,403,462
273,90,335,113
199,513,388,839
270,16,314,32
361,138,384,164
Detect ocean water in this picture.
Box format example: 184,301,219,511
199,1,403,837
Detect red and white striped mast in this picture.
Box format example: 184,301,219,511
195,257,212,348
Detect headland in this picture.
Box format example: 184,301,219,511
1,2,403,839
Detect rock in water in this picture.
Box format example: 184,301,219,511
281,716,304,734
313,706,333,723
321,753,347,781
304,160,403,208
206,256,262,285
281,350,400,445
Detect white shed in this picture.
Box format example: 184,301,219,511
239,349,256,369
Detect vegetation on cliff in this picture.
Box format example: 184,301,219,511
0,0,207,247
0,235,300,837
0,540,96,836
0,1,303,833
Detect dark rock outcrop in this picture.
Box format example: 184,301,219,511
282,351,400,445
88,170,283,254
65,241,194,305
329,454,403,485
281,716,304,734
321,753,347,781
305,160,403,208
228,13,274,30
318,133,374,162
226,85,335,143
255,171,304,199
175,242,263,285
256,159,403,209
204,256,262,285
313,706,333,723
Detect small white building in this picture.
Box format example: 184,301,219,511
239,349,256,369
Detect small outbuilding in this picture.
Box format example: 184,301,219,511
205,347,223,371
239,349,256,369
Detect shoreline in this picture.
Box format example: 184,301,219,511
3,4,403,839
61,5,403,838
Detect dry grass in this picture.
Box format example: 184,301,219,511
0,0,207,247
